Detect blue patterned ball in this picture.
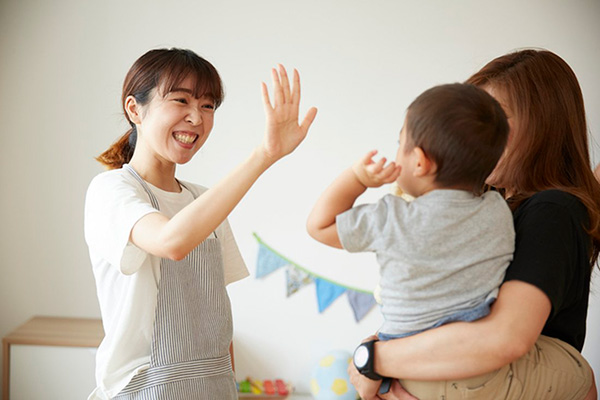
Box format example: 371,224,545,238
310,350,358,400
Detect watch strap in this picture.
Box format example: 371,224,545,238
354,339,384,380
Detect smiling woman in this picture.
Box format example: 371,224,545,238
96,48,223,173
123,78,218,173
84,48,317,399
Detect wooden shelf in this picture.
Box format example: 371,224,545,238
2,316,103,399
3,316,103,348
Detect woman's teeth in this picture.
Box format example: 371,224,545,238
173,132,197,144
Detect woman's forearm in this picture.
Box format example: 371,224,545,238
374,319,510,380
373,281,551,380
132,148,274,260
132,65,317,260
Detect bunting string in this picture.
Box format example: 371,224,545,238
253,233,377,322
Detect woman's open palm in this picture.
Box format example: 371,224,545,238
261,65,317,161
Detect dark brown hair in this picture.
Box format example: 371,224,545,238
404,83,509,195
466,49,600,267
96,48,224,169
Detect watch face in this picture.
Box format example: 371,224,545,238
354,345,369,368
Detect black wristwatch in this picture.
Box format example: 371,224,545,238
353,339,383,380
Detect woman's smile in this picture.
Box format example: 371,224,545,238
173,131,199,147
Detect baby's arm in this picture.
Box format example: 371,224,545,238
306,150,400,248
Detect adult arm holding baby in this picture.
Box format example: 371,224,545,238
349,49,599,400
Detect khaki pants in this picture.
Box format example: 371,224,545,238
399,335,594,400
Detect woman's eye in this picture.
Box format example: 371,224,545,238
174,98,188,104
202,104,215,110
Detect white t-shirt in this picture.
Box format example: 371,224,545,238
84,167,248,399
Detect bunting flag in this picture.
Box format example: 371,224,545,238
315,278,347,313
253,233,377,322
347,290,378,323
285,265,313,297
256,243,290,278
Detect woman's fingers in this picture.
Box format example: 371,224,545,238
292,69,301,104
260,65,317,161
300,107,318,135
270,65,293,105
261,82,273,112
382,380,419,400
271,68,284,106
278,64,291,103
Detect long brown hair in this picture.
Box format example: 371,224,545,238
467,49,600,267
96,48,224,169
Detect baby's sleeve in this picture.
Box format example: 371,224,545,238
336,196,391,252
84,172,158,275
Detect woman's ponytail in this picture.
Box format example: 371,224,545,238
95,125,136,170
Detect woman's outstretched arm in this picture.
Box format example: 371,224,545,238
131,66,317,261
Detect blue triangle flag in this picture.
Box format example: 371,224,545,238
347,290,377,322
315,278,347,313
256,244,289,278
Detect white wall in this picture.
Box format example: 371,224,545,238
1,0,599,395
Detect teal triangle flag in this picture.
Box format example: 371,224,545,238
315,278,347,313
347,290,377,322
256,243,289,278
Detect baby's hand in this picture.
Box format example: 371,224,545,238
352,150,401,188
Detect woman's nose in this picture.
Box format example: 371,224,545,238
185,107,203,125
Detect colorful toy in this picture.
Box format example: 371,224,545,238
238,377,293,399
250,378,264,394
263,379,275,395
238,380,252,393
310,350,358,400
275,379,289,395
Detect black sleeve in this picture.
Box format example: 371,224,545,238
504,200,575,318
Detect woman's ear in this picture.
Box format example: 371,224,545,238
412,147,437,177
124,96,142,125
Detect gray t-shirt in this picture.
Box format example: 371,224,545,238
337,189,515,335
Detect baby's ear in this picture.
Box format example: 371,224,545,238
412,147,437,177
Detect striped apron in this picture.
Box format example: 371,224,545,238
115,165,238,399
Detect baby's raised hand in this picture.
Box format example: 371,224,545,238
352,150,401,188
260,65,318,163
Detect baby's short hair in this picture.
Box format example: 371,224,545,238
405,83,509,194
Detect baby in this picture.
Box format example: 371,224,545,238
307,83,514,373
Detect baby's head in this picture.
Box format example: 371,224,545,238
397,83,509,196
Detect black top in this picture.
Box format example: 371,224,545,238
505,189,592,351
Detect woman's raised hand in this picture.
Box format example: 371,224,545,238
260,65,318,163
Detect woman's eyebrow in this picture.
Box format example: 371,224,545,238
168,88,194,95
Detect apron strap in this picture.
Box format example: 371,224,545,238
123,164,218,238
123,164,160,210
